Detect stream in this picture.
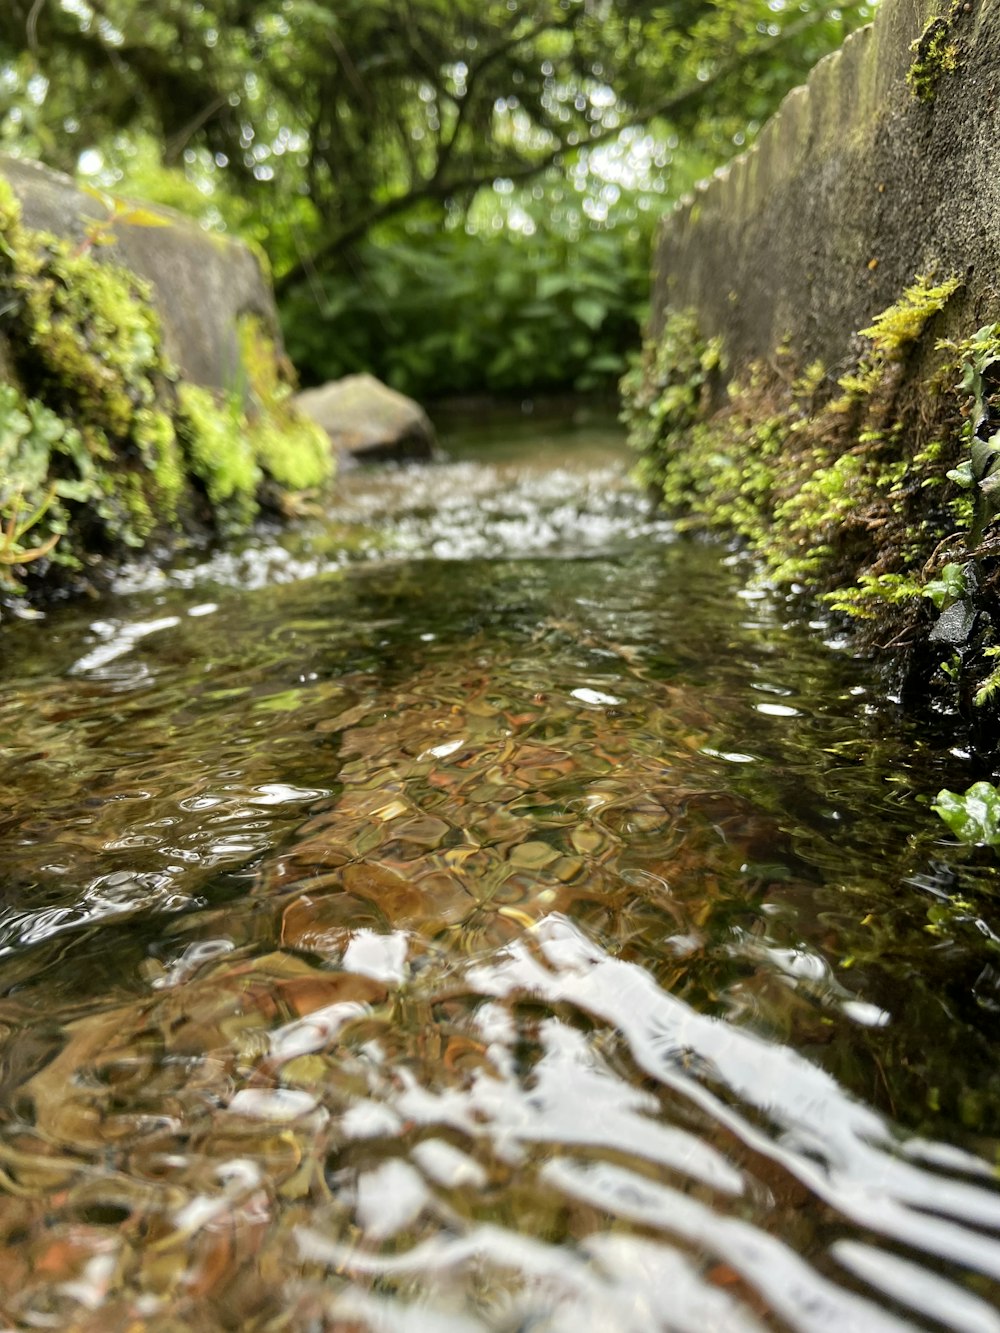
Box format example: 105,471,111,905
1,417,999,1331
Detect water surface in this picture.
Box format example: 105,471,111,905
0,418,999,1331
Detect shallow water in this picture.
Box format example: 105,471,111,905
1,417,999,1332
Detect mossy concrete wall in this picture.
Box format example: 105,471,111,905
651,0,998,373
0,154,279,393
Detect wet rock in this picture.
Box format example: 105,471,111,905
0,154,280,394
294,373,436,464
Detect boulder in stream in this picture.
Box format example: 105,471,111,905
294,373,436,464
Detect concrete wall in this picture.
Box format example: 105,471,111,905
651,0,1000,373
0,154,280,392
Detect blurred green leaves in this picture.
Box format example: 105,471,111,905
0,0,871,397
282,205,650,397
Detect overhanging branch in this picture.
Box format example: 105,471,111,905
275,0,864,297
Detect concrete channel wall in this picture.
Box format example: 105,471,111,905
651,0,1000,374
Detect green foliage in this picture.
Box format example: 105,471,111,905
284,208,650,397
933,782,1000,846
943,323,1000,546
620,310,723,494
621,278,976,624
823,572,925,620
973,647,1000,707
0,0,870,396
0,181,184,568
0,384,89,587
622,276,1000,752
922,561,967,609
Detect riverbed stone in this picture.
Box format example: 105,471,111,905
294,373,436,463
0,153,280,393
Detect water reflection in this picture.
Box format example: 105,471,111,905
0,424,998,1329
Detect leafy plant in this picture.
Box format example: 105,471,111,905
0,484,60,569
0,383,95,588
933,781,1000,846
75,185,172,259
620,309,723,496
283,206,651,398
922,561,967,609
944,324,1000,546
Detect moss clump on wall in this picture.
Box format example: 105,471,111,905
906,1,965,102
622,276,1000,743
0,176,334,603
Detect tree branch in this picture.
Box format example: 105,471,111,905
276,0,863,297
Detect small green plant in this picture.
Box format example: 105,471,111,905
75,185,172,259
0,485,60,569
933,781,1000,845
620,310,722,496
0,383,97,589
922,561,967,609
943,323,1000,546
974,647,1000,706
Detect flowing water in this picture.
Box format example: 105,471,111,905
1,418,999,1332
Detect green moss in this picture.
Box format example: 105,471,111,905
625,276,967,599
623,277,1000,746
238,315,333,493
858,274,960,357
133,407,184,520
20,251,163,437
907,2,963,103
0,184,186,567
624,278,1000,730
823,572,926,620
176,383,260,527
0,178,24,255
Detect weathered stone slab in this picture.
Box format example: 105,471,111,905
0,154,279,393
651,0,997,374
295,373,436,463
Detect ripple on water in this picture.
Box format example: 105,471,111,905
0,426,998,1330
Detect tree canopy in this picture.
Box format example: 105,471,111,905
0,0,871,393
